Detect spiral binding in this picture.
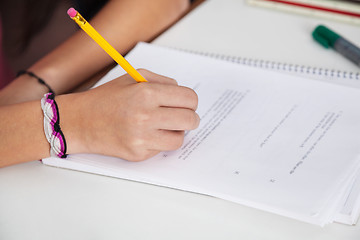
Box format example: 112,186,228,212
175,48,360,81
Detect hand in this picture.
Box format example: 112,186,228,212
60,69,200,161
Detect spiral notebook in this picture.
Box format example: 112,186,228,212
176,47,360,89
44,42,360,226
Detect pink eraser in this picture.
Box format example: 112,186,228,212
67,8,77,18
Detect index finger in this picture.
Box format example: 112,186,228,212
137,69,178,86
150,83,198,111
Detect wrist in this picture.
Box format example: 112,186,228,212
28,65,64,94
17,70,55,94
0,74,50,105
55,92,89,155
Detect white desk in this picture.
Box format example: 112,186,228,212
1,1,360,239
154,0,360,74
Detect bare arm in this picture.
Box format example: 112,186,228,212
0,0,190,105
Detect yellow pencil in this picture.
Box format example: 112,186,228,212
67,8,147,83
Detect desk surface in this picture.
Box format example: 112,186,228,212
1,0,360,239
155,0,360,74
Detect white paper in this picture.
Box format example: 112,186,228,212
43,43,360,226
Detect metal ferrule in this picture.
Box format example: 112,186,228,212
73,12,87,26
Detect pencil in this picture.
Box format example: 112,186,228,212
67,8,147,83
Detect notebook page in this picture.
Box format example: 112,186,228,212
44,43,360,226
335,170,360,225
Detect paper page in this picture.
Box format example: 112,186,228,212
43,43,360,225
335,170,360,225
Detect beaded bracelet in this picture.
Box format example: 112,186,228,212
17,70,55,95
41,93,67,158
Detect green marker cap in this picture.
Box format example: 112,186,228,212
312,25,341,49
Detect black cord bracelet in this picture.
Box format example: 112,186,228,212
17,70,55,95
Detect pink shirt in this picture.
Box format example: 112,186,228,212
0,17,14,89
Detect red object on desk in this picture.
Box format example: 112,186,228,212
0,18,14,89
262,0,360,18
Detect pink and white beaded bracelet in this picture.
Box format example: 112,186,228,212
40,93,67,158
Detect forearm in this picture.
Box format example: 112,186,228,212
0,94,82,167
0,100,49,167
0,0,189,106
29,0,189,94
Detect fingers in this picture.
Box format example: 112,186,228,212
137,69,178,85
147,130,185,151
119,129,186,162
120,130,186,161
112,69,197,110
108,69,177,87
154,107,200,130
88,69,200,162
146,83,198,111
